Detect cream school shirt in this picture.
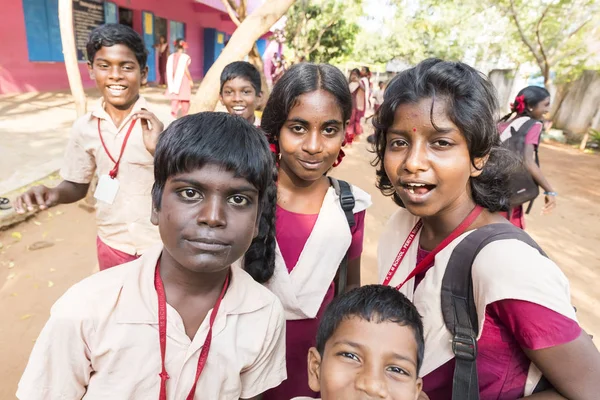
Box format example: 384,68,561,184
60,96,160,256
17,245,287,400
377,208,577,394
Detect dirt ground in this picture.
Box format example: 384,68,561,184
0,140,599,398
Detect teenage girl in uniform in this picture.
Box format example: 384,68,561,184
374,58,600,400
261,63,372,399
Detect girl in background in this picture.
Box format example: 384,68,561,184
261,63,372,399
155,35,169,87
166,39,193,117
498,86,556,228
346,68,367,144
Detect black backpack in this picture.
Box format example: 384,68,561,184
328,177,355,296
500,118,540,209
441,223,554,399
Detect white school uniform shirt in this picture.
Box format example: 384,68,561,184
377,208,577,395
17,245,287,400
60,96,161,255
265,184,372,320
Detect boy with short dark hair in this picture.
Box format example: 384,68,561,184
220,61,263,126
14,24,164,270
295,285,424,400
17,112,286,399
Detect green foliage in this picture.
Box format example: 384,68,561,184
285,0,363,63
493,0,600,84
351,0,520,71
349,0,599,83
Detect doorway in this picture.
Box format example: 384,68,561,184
118,7,134,28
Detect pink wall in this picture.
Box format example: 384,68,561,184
0,0,246,94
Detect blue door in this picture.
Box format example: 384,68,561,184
142,11,156,82
104,2,118,24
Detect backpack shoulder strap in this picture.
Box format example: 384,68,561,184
329,177,356,227
512,117,539,138
328,177,356,296
441,223,545,400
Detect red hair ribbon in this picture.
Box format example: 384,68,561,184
333,148,346,168
175,40,188,49
510,95,526,114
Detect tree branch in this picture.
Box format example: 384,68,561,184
221,0,241,26
535,2,552,79
508,0,543,68
550,47,585,66
548,17,592,61
307,18,337,53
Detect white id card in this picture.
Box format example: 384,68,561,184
94,174,120,205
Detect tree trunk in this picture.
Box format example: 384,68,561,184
579,131,590,151
543,65,552,88
247,44,270,108
190,0,296,113
58,0,87,117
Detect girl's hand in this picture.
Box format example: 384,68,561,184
134,109,165,156
542,194,557,215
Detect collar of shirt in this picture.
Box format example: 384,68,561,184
91,96,149,132
115,244,272,328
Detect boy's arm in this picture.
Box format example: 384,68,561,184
14,181,89,214
17,294,93,399
239,301,287,399
15,118,95,214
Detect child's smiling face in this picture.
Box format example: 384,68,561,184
308,316,423,400
220,77,261,123
278,89,345,183
88,44,147,111
151,163,260,274
383,97,486,218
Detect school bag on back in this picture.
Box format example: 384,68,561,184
441,223,554,400
499,117,540,209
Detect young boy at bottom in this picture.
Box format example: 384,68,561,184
220,61,263,126
14,24,164,270
17,113,286,399
294,285,424,400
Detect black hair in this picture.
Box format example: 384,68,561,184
220,61,262,95
362,66,371,75
500,85,551,121
261,63,352,154
372,58,515,212
86,24,148,68
349,68,361,80
152,112,277,283
316,285,425,374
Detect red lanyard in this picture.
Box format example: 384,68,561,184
382,205,484,290
97,118,136,179
154,261,230,400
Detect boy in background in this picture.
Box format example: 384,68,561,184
14,24,163,270
295,285,424,400
220,61,263,126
